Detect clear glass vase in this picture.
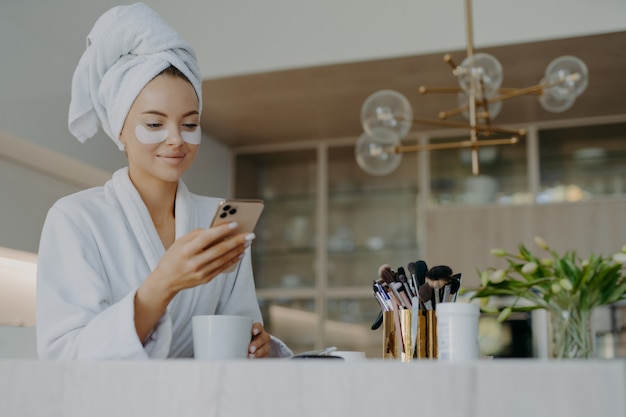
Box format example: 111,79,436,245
549,307,593,359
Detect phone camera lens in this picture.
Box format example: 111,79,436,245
219,212,228,219
229,208,237,215
223,205,231,211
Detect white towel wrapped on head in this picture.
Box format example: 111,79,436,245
68,2,203,150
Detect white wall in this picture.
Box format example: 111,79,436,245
155,0,626,79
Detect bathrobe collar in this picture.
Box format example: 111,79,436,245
109,167,197,271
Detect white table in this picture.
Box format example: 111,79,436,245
1,359,624,417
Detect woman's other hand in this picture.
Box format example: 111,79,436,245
248,322,271,358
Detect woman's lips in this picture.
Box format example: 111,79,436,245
158,153,186,164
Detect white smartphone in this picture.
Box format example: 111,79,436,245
210,198,264,272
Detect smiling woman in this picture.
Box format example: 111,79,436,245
35,2,292,361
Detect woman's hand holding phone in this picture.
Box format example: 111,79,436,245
135,222,255,342
209,199,264,272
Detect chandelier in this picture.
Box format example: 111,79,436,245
355,0,589,176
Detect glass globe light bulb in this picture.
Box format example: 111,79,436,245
538,77,576,113
457,53,503,97
458,91,502,122
544,55,589,98
354,128,403,176
361,90,413,140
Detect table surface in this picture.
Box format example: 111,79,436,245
1,359,625,417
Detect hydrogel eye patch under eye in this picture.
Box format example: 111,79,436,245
135,125,202,145
135,125,168,144
181,128,201,145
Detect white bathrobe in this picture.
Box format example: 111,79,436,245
36,167,291,360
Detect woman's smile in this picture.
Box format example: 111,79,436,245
157,151,187,164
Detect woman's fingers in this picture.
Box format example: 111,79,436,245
154,225,255,293
248,323,271,358
195,232,254,272
181,222,240,253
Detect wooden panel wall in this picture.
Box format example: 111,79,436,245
422,199,626,288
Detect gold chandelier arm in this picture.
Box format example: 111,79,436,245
443,54,458,70
394,136,518,154
465,0,474,57
412,117,526,136
418,86,463,94
439,75,577,119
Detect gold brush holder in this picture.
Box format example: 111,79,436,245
383,310,437,360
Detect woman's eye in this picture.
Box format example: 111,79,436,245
182,123,198,130
146,123,163,129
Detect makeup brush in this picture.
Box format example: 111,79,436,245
425,265,453,285
379,264,407,308
406,262,419,295
378,264,396,285
426,265,453,304
449,273,462,302
397,267,415,298
392,281,413,308
418,284,433,310
371,310,384,330
415,260,428,288
442,283,451,303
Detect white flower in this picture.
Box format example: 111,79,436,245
613,252,626,265
551,283,561,294
522,262,538,275
534,236,549,250
490,269,506,284
481,270,490,286
540,258,553,267
559,279,573,291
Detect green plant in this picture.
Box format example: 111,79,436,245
472,237,626,322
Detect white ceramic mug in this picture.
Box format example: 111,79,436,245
192,315,253,360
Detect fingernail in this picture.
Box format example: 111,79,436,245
245,233,256,241
228,221,239,229
243,241,251,249
248,353,255,359
249,345,257,353
253,328,260,336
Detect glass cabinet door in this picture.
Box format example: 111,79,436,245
325,144,420,355
429,134,530,205
537,122,626,203
235,149,318,353
234,149,317,290
327,145,420,288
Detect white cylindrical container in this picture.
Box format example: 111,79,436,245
437,303,480,362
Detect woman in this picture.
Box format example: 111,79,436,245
36,3,291,360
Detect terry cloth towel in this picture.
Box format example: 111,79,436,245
68,2,203,150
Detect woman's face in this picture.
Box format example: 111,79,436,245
120,72,200,186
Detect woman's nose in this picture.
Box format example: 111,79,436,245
164,128,184,146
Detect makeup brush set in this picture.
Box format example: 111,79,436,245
371,260,462,361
